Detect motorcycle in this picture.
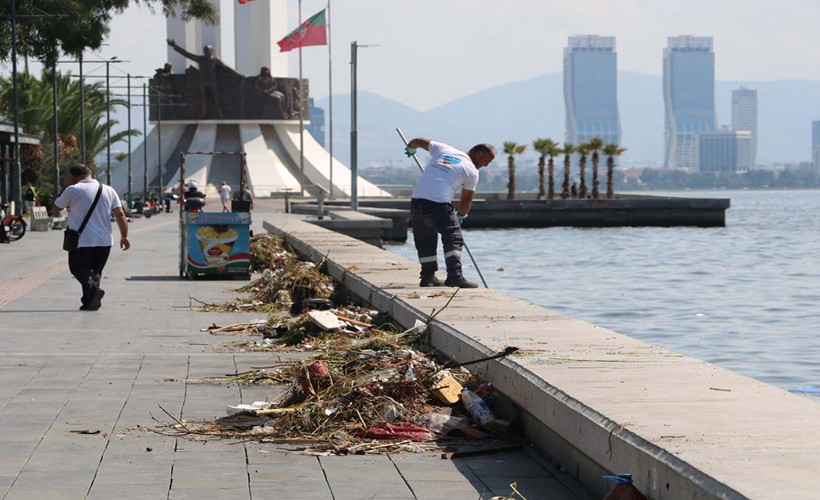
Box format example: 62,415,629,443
0,204,26,243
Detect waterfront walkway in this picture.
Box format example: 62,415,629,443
0,202,591,500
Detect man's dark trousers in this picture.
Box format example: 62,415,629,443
68,246,111,306
410,198,464,279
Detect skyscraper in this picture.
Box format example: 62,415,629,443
564,35,620,146
663,35,717,169
731,87,757,166
813,120,820,157
698,128,752,172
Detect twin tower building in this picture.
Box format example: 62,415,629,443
565,35,757,171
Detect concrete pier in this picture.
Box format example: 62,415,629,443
264,213,820,499
304,194,731,229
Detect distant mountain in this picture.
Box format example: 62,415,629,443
317,72,820,168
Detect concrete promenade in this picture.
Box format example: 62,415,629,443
0,202,592,500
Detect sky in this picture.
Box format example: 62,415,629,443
12,0,819,112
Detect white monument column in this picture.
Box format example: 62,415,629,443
166,0,221,72
234,0,288,76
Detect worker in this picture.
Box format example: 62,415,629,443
404,137,496,288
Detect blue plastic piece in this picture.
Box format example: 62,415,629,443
603,474,633,484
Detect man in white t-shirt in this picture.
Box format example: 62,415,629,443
219,181,232,212
406,138,496,288
53,164,130,311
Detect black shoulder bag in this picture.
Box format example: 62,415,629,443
63,183,104,252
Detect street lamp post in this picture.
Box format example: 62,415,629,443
350,41,358,211
126,73,132,200
10,0,22,214
143,83,148,194
104,57,122,185
349,41,378,211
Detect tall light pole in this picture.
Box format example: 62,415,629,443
350,41,357,210
126,73,132,200
143,83,148,194
349,41,378,211
10,0,22,214
104,57,122,185
79,53,86,164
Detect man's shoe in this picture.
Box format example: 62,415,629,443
419,275,443,287
444,275,479,288
86,289,105,311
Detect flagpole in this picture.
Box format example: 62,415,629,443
327,0,333,198
298,0,305,196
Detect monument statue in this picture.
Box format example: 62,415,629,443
253,67,291,119
166,39,242,119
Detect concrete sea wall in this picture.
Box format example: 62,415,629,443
263,214,820,499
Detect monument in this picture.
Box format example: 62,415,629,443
111,0,388,199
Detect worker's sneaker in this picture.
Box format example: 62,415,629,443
444,275,479,288
419,275,443,287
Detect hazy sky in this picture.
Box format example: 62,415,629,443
26,0,818,112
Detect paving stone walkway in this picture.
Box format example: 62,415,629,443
0,203,592,500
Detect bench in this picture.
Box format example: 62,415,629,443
51,209,67,229
29,207,51,232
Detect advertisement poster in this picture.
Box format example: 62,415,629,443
185,212,251,276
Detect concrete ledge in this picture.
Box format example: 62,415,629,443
263,215,820,499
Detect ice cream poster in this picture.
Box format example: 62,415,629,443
186,212,251,274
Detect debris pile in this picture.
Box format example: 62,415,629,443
161,233,522,455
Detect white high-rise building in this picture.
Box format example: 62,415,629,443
731,88,757,167
663,35,717,170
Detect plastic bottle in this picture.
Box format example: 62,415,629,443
460,388,496,426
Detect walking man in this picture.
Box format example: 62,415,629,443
405,138,495,288
53,164,130,311
219,181,231,212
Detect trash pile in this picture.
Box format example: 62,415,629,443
161,233,522,455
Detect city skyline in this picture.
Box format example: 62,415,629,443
6,0,819,113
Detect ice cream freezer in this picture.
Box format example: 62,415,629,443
180,211,251,279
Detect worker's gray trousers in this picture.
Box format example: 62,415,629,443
410,198,464,279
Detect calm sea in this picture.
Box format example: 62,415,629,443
386,190,820,401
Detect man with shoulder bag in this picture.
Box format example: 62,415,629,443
53,164,130,311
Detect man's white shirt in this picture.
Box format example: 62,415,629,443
411,142,479,203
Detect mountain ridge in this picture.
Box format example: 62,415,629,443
317,71,820,168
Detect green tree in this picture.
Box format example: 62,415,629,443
503,141,526,200
577,143,590,198
0,69,139,187
532,138,559,200
587,137,604,199
0,1,216,65
559,143,576,199
603,144,626,198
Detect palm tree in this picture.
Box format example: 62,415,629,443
559,143,576,199
532,138,548,199
604,144,627,198
544,140,561,199
588,137,604,199
503,141,526,200
0,69,137,185
577,143,590,199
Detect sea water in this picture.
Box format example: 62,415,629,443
386,190,820,400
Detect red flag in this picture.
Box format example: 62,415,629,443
277,9,327,52
237,0,255,4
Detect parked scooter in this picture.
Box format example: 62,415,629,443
0,204,26,243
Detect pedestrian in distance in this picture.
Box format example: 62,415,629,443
233,181,253,211
405,137,496,288
219,180,232,212
53,164,130,311
183,181,206,212
23,181,37,216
